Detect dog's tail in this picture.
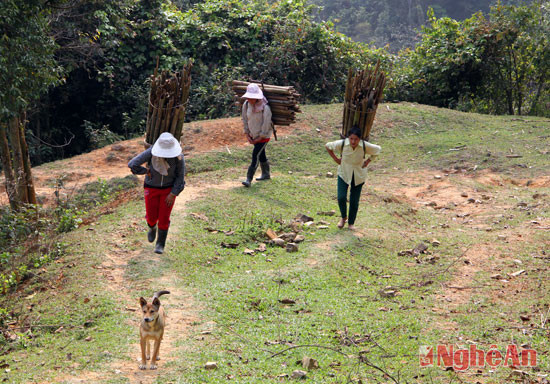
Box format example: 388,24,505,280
153,290,170,299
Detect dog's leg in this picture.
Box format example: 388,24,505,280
139,337,147,370
146,340,150,360
150,339,161,370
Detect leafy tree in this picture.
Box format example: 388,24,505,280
0,0,61,208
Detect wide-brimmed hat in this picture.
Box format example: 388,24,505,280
242,83,264,99
151,132,182,158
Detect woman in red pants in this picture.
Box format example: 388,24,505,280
128,132,185,254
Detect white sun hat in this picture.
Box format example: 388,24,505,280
151,132,182,158
242,83,264,99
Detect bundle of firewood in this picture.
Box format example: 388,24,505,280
144,61,192,146
342,61,386,140
231,80,301,126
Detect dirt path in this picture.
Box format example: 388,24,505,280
57,180,237,384
0,117,303,207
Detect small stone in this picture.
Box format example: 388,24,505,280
317,210,336,216
326,172,334,178
291,370,307,379
317,225,329,229
296,214,314,223
243,248,255,255
431,239,441,247
288,171,293,174
302,357,319,370
256,243,267,252
491,273,503,280
461,192,468,198
85,336,92,342
508,270,525,277
294,235,305,243
204,362,218,370
434,175,442,179
279,232,297,242
286,243,299,252
497,235,507,241
272,238,285,247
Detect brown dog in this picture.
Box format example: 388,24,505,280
139,290,170,370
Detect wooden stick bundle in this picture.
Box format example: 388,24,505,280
231,80,301,126
342,61,386,140
145,61,193,146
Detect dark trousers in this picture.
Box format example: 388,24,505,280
337,175,364,225
250,142,268,169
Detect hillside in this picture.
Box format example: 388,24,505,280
1,103,549,383
309,0,532,50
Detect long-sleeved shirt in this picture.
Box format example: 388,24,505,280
128,147,185,196
325,138,381,186
242,101,272,140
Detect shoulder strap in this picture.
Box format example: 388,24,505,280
340,139,345,155
363,139,366,158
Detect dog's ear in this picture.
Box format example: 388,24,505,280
139,297,147,308
152,297,160,308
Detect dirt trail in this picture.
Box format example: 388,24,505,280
57,181,236,384
0,117,301,207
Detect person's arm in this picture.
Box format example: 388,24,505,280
325,140,344,165
362,141,381,168
166,155,185,206
258,105,272,140
128,148,152,175
170,155,186,196
242,102,253,143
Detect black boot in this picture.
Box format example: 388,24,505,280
256,161,271,181
242,165,257,187
154,229,168,254
147,224,157,243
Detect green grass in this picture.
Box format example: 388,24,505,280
1,102,548,383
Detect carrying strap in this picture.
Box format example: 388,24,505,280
340,139,367,158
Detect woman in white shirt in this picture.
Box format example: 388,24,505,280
325,126,381,230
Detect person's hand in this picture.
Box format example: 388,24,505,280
165,193,176,206
362,159,370,168
246,135,254,144
335,158,341,165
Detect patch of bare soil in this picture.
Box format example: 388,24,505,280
54,180,236,384
0,117,304,207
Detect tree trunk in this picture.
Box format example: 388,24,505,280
19,113,37,205
0,122,18,210
8,116,28,205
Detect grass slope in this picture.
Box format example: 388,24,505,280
1,103,548,383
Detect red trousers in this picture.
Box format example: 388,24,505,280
144,187,175,230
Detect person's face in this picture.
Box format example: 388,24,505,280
247,98,258,105
349,134,360,148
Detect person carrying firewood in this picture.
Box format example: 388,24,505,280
128,132,185,254
325,126,381,230
241,83,273,187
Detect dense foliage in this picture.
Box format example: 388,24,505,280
0,0,60,122
23,0,385,164
388,2,549,116
308,0,530,51
1,0,547,167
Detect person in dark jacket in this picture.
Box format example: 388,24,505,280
128,132,185,254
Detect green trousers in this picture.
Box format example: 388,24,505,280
337,175,364,225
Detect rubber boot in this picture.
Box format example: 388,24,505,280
241,165,257,187
256,161,271,181
154,229,168,254
147,224,157,243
